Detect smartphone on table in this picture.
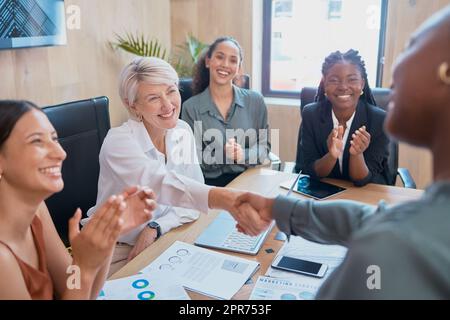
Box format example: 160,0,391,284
271,255,328,278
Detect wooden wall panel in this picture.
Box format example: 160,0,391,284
383,0,449,188
267,105,301,163
170,0,253,76
383,0,450,87
0,0,171,127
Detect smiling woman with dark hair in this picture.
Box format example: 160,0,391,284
297,49,390,186
182,37,270,187
0,101,155,299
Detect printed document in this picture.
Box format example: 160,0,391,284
140,241,260,300
250,275,319,300
98,270,190,300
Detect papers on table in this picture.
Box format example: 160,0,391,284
140,241,260,300
98,270,190,300
266,235,347,282
250,235,347,300
249,275,319,300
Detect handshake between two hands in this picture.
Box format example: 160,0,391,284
209,188,276,237
70,185,276,271
76,185,277,245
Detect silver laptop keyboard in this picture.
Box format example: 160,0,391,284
222,229,262,251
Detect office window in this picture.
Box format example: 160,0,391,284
262,0,388,98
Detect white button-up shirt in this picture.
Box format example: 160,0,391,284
85,118,211,245
331,110,356,173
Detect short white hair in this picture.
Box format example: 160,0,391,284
118,57,179,118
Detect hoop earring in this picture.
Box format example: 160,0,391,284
136,113,143,122
438,62,450,85
360,91,364,96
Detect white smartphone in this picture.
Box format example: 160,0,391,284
271,255,328,278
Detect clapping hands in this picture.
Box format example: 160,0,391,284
225,138,244,163
327,125,345,159
119,186,157,236
328,125,371,157
69,186,156,272
349,126,371,155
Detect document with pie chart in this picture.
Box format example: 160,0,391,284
98,270,190,300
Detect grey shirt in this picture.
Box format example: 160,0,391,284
273,182,450,299
181,86,270,179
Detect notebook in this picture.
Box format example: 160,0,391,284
194,211,274,255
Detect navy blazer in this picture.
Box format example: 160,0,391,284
295,100,390,186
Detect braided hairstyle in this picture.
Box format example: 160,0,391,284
192,36,243,95
315,49,377,106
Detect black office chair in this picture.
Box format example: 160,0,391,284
178,75,282,171
179,78,194,106
43,97,111,246
284,87,416,188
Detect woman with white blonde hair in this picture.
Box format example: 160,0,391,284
87,57,259,275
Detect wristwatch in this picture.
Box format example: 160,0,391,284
147,221,161,240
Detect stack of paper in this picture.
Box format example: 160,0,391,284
140,241,260,300
249,235,347,300
266,235,347,282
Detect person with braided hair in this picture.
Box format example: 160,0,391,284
236,6,450,298
296,49,390,186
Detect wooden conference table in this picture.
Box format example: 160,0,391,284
109,168,424,299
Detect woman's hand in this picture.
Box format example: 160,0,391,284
208,187,266,236
119,186,157,236
69,195,125,273
235,192,274,236
349,126,371,156
225,138,244,163
327,126,344,159
126,227,157,262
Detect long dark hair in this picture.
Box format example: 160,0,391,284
315,49,377,106
0,100,42,150
192,36,243,95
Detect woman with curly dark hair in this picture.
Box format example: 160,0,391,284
181,37,270,187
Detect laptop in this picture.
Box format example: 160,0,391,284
194,211,275,255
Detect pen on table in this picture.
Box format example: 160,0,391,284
287,170,302,197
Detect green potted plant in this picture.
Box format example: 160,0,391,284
110,32,168,60
110,32,207,78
